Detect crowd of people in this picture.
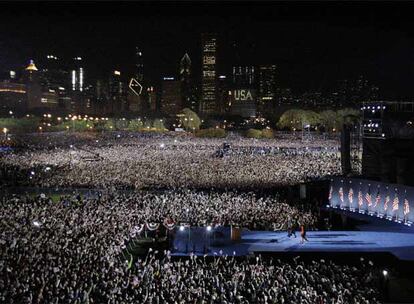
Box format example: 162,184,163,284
0,192,380,303
124,253,380,304
216,145,338,157
0,132,385,303
1,132,341,190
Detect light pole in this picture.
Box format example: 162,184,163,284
188,227,192,253
382,269,389,302
179,225,186,253
205,225,212,253
69,145,74,169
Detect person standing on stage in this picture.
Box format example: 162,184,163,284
300,224,308,244
287,217,296,238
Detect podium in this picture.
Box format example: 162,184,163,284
231,226,241,241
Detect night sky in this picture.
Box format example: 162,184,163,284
1,1,414,99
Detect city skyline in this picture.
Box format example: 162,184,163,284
1,2,414,99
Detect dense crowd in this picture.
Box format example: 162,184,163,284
0,192,380,304
1,132,341,189
0,132,383,304
124,253,380,304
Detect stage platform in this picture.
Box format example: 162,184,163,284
172,230,414,261
172,210,414,261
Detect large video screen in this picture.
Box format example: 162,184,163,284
329,177,413,223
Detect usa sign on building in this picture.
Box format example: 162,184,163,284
230,89,256,117
233,89,256,102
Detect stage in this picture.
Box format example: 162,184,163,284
171,210,414,261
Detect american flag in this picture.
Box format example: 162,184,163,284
404,197,410,216
339,187,344,203
392,194,399,211
358,189,363,208
365,186,372,207
384,194,390,211
328,186,333,201
374,187,381,208
348,188,354,205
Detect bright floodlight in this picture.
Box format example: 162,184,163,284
383,270,388,277
179,226,185,231
206,225,212,232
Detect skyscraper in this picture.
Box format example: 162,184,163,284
161,77,182,116
200,33,217,116
232,66,255,87
127,47,147,114
109,70,127,115
229,65,256,117
217,75,229,114
40,55,70,90
179,53,196,111
258,65,277,115
135,47,144,82
24,60,42,109
39,54,72,112
71,57,84,92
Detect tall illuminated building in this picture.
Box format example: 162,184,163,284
109,70,127,114
71,57,84,92
41,54,69,90
126,46,148,114
135,47,144,82
229,65,256,117
232,66,255,87
67,57,86,113
179,53,196,111
258,65,277,115
147,86,157,112
200,33,217,116
24,60,42,109
38,54,72,112
217,75,229,114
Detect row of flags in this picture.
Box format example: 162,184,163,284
329,183,411,218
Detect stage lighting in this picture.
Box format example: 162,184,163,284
382,270,388,277
206,225,212,232
179,226,185,231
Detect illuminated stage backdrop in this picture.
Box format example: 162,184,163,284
329,177,413,224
